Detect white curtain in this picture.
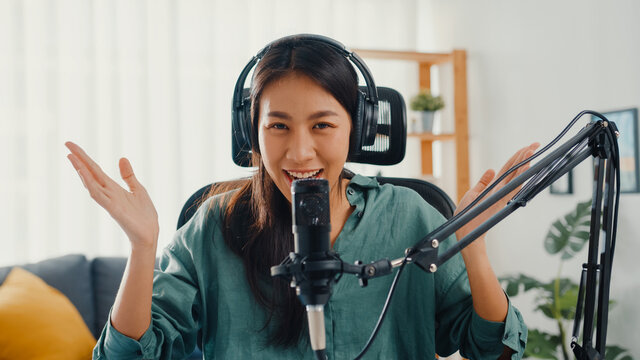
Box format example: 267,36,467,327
0,0,426,265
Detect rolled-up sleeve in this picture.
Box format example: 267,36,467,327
433,233,527,359
93,238,204,359
460,298,527,359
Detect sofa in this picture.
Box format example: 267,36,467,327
0,254,202,359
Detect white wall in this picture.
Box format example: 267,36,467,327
423,0,640,355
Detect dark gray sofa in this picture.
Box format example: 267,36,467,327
0,254,202,359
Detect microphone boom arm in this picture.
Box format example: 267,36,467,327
402,119,618,360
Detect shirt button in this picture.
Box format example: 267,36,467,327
503,334,509,340
358,211,364,218
347,188,355,195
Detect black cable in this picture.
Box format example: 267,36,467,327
604,123,620,264
353,257,408,360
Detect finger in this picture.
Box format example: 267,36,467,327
513,143,540,176
455,169,495,214
66,152,82,173
497,144,538,183
501,148,540,198
67,154,111,205
495,151,522,178
517,143,539,167
67,154,88,189
65,141,109,187
512,144,538,173
514,149,536,175
500,148,532,184
119,157,143,193
472,169,495,194
530,142,540,149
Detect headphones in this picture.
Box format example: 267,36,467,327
231,34,379,167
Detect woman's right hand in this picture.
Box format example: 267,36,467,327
65,141,159,251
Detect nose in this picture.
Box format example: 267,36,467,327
286,128,315,163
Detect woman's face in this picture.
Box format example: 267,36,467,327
257,73,352,203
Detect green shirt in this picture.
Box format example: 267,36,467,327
93,174,527,359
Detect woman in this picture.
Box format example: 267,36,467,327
66,35,532,359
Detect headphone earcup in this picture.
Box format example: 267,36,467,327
231,92,254,166
349,90,367,158
242,96,252,147
361,101,378,147
349,89,379,159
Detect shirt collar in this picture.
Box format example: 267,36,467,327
348,174,379,189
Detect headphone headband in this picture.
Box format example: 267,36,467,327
233,34,378,109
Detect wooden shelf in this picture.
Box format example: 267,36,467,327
353,48,470,201
352,49,452,65
407,132,456,141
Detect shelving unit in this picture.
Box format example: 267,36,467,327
352,48,470,201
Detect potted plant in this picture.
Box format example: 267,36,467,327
500,200,633,360
409,89,445,132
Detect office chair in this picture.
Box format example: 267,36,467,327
177,86,455,230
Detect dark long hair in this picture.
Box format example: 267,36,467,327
210,36,359,347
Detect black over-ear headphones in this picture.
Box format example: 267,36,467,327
231,34,379,167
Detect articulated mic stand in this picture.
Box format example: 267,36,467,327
408,114,620,360
272,112,620,360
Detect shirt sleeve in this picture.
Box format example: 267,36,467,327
93,201,214,360
434,264,527,360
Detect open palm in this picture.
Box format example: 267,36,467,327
455,142,539,251
65,141,159,250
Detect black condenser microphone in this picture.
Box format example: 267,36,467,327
291,178,332,360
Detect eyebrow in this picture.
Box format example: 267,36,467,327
267,110,339,120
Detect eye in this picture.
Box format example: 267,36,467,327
268,123,288,130
313,122,332,129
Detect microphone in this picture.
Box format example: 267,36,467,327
272,179,396,359
291,178,333,360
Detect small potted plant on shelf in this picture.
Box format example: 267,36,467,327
409,89,445,133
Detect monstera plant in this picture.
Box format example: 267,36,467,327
500,200,633,359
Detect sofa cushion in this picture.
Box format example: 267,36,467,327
91,257,203,359
0,267,96,359
0,254,95,334
91,256,128,337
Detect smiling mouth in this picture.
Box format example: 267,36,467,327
283,169,323,184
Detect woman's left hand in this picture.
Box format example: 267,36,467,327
452,142,539,323
455,142,539,258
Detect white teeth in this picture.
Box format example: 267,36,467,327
286,169,321,179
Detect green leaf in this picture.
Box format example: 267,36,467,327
531,278,579,320
409,90,445,111
506,281,519,297
524,329,561,359
556,285,579,319
544,199,592,259
606,344,634,360
536,302,555,319
498,274,545,297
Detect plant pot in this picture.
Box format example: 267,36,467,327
420,111,435,132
